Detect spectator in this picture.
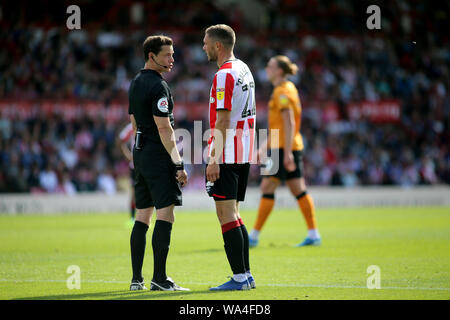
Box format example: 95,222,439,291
39,163,58,193
97,166,116,195
0,0,448,193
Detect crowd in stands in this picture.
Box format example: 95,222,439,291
0,0,448,193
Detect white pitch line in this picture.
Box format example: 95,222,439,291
1,278,449,291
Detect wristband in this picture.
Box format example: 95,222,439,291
175,161,184,170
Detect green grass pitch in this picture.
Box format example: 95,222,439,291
0,206,449,300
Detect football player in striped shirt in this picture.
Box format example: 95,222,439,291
203,24,256,291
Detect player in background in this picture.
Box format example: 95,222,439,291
118,122,136,227
249,55,321,247
203,24,256,291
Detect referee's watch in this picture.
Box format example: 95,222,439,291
174,161,184,171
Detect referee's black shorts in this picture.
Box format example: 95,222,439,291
262,149,304,181
133,144,182,210
130,168,135,184
205,163,250,202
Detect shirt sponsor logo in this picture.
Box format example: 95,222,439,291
157,97,169,113
279,94,289,106
217,88,225,100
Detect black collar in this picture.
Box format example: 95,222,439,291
140,68,162,78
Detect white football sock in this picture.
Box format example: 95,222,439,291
233,273,247,283
308,229,320,240
249,229,260,240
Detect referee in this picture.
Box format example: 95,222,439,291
128,35,189,291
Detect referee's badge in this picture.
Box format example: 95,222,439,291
216,88,225,100
157,97,169,113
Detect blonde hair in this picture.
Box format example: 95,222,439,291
273,55,298,76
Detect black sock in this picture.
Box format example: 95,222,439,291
239,223,250,272
296,191,307,200
222,222,246,275
152,220,173,282
130,220,149,282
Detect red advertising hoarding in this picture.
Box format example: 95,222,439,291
0,99,401,124
347,100,401,123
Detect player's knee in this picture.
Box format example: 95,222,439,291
157,214,175,224
156,206,175,223
215,202,238,224
135,208,153,225
260,180,278,194
289,185,306,197
216,207,236,218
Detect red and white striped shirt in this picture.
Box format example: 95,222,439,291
208,59,256,164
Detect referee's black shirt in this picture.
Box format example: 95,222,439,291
128,69,175,147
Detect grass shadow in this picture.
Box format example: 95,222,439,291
13,289,220,300
177,248,224,255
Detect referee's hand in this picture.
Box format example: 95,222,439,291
206,163,220,182
176,169,188,187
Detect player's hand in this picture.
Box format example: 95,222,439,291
206,163,220,182
284,151,296,172
176,169,188,187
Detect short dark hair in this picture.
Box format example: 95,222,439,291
205,24,236,50
143,35,173,62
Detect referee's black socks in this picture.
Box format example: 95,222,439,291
152,219,173,283
130,220,149,282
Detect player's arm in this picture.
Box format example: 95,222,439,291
281,108,295,152
128,80,136,136
151,86,187,186
153,116,187,186
209,109,231,163
120,115,137,163
257,134,269,164
151,85,183,165
207,72,233,182
206,109,230,182
118,122,134,162
119,139,132,162
153,116,182,164
130,114,137,135
281,107,296,172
